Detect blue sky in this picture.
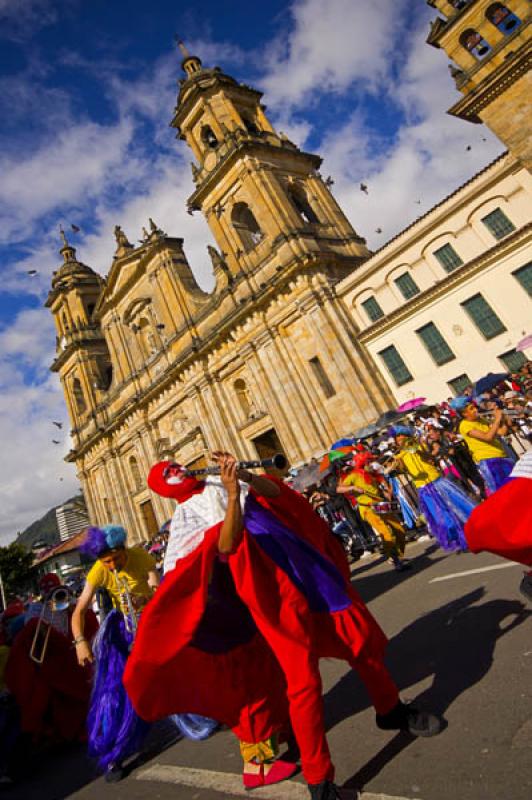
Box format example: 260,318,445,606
0,0,504,542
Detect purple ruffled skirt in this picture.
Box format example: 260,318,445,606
418,477,477,551
477,457,514,496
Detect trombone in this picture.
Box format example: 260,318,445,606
29,586,72,664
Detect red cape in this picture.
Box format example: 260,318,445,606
6,610,98,740
124,480,386,738
464,477,532,566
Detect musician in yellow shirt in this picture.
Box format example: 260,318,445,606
390,426,476,552
72,525,159,782
456,400,514,495
338,452,408,570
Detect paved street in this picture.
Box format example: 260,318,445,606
11,540,532,800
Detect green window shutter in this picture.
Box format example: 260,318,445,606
512,262,532,296
416,322,455,365
378,345,413,387
448,374,472,396
395,273,420,300
481,208,515,240
433,243,463,273
498,349,526,372
361,296,384,323
461,293,506,340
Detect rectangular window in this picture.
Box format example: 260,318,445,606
461,293,506,340
395,273,420,300
448,374,471,396
378,345,413,387
498,349,526,372
481,208,515,240
309,356,336,398
433,243,463,273
416,322,455,365
361,296,384,323
512,262,532,296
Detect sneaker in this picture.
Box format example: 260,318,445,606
376,700,442,737
308,781,356,799
519,572,532,603
104,763,126,783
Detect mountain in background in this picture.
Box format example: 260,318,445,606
16,495,84,551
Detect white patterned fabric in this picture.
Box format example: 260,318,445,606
163,477,249,573
510,452,532,480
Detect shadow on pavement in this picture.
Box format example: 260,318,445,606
323,587,531,794
350,543,445,605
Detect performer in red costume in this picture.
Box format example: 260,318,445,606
125,453,442,800
465,452,532,602
5,574,98,743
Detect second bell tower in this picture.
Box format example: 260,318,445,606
171,43,370,287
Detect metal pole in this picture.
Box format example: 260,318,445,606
0,571,6,611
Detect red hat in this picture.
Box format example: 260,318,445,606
2,599,25,619
39,573,61,595
148,461,205,504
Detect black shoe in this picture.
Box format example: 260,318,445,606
308,781,356,800
519,572,532,603
376,700,442,737
394,559,412,572
104,763,126,783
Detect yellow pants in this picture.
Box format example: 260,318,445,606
360,508,406,560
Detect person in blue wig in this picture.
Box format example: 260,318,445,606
388,425,477,552
451,396,515,495
72,524,160,781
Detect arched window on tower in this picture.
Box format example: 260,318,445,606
72,377,86,415
231,203,264,251
460,28,491,58
241,114,260,135
288,186,320,225
449,0,472,9
129,455,142,492
486,3,521,34
234,378,251,418
62,312,70,333
201,125,219,150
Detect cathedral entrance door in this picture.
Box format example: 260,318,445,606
251,429,288,475
139,499,159,539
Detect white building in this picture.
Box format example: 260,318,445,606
55,500,89,542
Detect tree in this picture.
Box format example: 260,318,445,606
0,543,34,603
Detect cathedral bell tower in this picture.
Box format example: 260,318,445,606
45,231,111,439
427,0,532,169
170,43,370,289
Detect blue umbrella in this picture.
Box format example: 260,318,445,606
331,437,355,449
473,372,509,397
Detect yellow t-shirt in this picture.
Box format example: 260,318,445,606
459,419,506,463
398,449,441,488
341,471,385,506
86,547,156,612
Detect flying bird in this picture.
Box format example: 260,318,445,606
375,227,383,234
27,270,38,276
71,224,81,233
481,137,487,142
52,440,61,445
466,145,472,151
414,199,421,205
359,183,368,194
52,421,63,429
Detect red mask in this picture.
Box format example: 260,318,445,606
148,461,205,504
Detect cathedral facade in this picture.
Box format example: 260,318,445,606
47,0,531,543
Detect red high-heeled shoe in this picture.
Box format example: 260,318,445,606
243,759,298,789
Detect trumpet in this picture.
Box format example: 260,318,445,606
113,570,139,636
29,586,72,664
184,452,288,476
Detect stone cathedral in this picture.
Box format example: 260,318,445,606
47,0,532,542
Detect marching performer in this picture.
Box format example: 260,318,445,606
453,398,515,495
337,451,409,570
389,426,476,552
72,525,159,781
5,573,97,745
125,453,442,800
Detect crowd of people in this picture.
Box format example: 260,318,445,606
0,362,530,799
